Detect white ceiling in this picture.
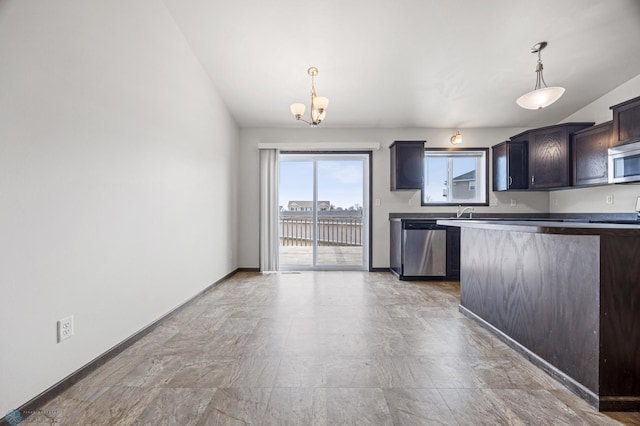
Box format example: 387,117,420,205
163,0,640,129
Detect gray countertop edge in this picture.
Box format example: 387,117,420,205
388,212,640,221
436,219,640,235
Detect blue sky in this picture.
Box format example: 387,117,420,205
279,159,363,210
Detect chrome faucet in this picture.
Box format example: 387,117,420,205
456,205,474,219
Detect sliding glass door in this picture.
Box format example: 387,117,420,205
278,153,369,271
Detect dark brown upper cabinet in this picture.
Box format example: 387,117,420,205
492,140,528,191
525,123,593,189
610,95,640,147
571,121,612,187
390,141,424,191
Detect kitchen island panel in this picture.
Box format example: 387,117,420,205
460,227,601,393
440,218,640,410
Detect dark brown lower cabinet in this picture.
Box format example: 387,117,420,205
445,226,460,279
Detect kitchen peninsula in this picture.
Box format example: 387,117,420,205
438,219,640,411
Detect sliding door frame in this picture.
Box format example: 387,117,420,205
279,151,373,272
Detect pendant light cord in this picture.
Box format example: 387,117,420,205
535,50,549,91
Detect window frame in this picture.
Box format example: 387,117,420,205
420,147,490,207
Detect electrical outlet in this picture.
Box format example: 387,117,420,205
57,315,74,343
510,199,517,207
375,198,381,206
606,194,614,205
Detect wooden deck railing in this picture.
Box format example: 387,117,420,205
279,214,363,246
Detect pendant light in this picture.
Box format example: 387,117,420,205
290,67,329,127
516,42,565,110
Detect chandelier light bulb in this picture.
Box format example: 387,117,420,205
290,103,305,118
314,97,329,110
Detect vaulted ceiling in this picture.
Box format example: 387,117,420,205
163,0,640,129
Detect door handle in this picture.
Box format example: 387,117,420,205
531,175,535,185
508,176,512,187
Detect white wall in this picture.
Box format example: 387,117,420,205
238,127,549,269
561,74,640,126
0,0,238,413
553,74,640,213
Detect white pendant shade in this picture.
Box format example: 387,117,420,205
516,42,565,110
290,103,305,117
516,87,566,110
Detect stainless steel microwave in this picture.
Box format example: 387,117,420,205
608,141,640,183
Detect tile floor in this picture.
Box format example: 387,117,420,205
36,271,640,425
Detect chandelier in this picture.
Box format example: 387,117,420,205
516,41,565,110
290,67,329,126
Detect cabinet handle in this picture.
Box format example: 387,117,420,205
508,176,512,187
531,175,535,185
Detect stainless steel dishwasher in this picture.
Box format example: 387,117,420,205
402,220,447,277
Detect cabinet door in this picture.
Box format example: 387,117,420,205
493,141,528,191
611,96,640,147
507,142,528,189
390,141,424,190
572,121,612,186
529,128,570,188
492,142,508,191
446,226,460,279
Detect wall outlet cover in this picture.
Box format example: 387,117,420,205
57,315,74,343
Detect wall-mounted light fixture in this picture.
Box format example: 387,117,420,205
290,67,329,127
450,131,462,145
516,41,565,110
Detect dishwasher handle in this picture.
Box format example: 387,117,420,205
403,221,445,230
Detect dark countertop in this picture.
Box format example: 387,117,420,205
437,218,640,236
388,212,549,220
389,212,640,222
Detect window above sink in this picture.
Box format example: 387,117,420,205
421,148,489,206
